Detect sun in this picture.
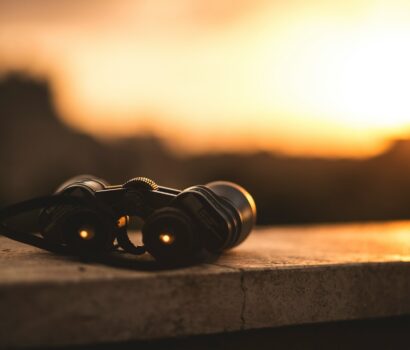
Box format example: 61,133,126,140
257,10,410,141
324,24,409,132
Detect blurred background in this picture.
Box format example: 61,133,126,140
1,0,410,225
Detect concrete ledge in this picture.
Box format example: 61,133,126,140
1,221,410,348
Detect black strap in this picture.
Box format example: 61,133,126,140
0,195,83,222
0,195,83,253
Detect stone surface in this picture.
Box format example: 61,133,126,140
1,221,410,348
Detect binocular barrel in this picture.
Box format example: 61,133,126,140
206,181,257,248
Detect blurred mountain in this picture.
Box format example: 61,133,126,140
1,72,410,225
0,73,178,199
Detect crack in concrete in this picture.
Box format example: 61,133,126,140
211,263,247,330
239,268,247,330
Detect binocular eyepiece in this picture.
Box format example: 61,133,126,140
2,176,256,265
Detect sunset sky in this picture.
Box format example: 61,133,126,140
1,0,410,157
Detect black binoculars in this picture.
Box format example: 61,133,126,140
0,176,256,265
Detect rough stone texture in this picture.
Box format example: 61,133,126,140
1,221,410,348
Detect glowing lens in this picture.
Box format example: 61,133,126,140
159,233,175,245
78,227,95,240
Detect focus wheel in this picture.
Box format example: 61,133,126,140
123,177,159,191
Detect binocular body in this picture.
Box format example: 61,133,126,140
2,176,257,265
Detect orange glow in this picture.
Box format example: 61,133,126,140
117,216,128,228
1,1,410,157
79,228,95,240
159,233,175,245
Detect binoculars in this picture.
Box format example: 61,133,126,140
1,176,256,265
